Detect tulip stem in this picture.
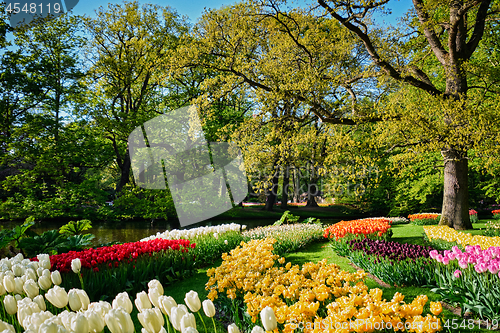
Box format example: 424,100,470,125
211,317,218,333
78,272,85,290
197,311,208,333
164,314,172,333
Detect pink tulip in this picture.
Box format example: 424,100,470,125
435,254,444,263
474,263,487,274
452,246,461,254
453,270,462,278
459,260,468,269
429,250,438,259
442,257,450,265
488,263,500,275
447,253,457,261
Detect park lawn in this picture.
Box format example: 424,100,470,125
163,222,493,333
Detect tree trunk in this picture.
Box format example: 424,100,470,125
439,148,472,230
116,149,131,194
265,165,279,211
281,165,290,209
292,167,299,203
305,182,319,207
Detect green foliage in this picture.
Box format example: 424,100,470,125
58,234,96,253
112,185,176,220
410,217,441,226
0,216,35,250
59,219,92,236
18,229,67,257
273,210,300,226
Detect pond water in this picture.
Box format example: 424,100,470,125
0,218,341,246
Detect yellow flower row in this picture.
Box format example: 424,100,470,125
423,225,500,250
206,238,442,332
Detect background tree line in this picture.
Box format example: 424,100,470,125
0,0,499,229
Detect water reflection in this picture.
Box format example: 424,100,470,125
0,218,340,246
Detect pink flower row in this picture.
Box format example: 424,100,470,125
430,245,500,276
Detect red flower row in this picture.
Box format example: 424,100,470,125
33,239,195,274
493,209,500,215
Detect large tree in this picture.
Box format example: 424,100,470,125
83,1,187,194
178,0,500,229
315,0,500,229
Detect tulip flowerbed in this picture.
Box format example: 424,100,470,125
337,239,440,287
0,249,221,333
408,213,440,225
242,223,324,256
492,209,500,219
323,218,392,241
206,238,444,333
3,219,499,333
35,238,196,302
424,225,500,249
430,246,500,321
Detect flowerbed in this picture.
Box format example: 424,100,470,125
0,251,220,333
33,239,196,301
242,223,324,256
424,225,500,250
430,245,500,320
492,209,500,219
340,239,440,287
140,223,244,241
323,218,392,241
469,209,478,223
485,220,500,237
206,238,443,332
408,213,440,225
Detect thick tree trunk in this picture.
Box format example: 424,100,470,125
116,149,131,194
281,165,290,209
439,149,472,230
265,165,279,211
305,182,319,207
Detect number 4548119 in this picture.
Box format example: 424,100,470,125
5,3,61,14
444,318,498,330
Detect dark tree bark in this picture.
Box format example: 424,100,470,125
305,182,319,207
440,149,471,229
116,149,131,194
281,165,290,209
265,164,280,211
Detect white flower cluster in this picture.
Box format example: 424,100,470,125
140,223,245,242
242,223,323,239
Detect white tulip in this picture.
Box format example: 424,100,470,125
112,292,133,314
184,291,201,312
135,291,152,312
227,323,240,333
147,279,164,295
